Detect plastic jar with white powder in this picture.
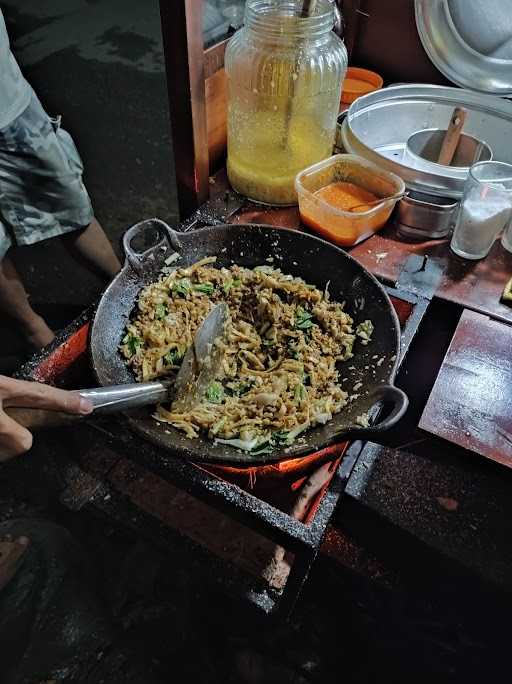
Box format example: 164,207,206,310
451,161,512,260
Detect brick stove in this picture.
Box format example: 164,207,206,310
17,287,427,616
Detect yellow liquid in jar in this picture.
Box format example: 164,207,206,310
227,90,338,205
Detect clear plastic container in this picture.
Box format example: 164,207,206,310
295,154,405,246
502,215,512,253
225,0,347,205
450,161,512,260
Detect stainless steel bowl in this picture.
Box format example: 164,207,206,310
404,129,492,175
395,192,459,240
340,84,512,198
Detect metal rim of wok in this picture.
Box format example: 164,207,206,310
89,219,407,465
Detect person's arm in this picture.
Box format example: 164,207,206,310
0,376,93,460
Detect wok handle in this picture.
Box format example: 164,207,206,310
346,385,409,438
122,218,182,274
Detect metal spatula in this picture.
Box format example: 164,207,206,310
172,302,228,412
6,303,228,431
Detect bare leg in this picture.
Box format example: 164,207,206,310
61,217,121,280
0,256,54,348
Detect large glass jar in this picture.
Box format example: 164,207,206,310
225,0,347,205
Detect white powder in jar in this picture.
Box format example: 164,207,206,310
452,193,512,257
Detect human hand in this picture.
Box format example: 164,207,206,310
0,376,93,461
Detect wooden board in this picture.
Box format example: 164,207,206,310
205,68,227,172
350,225,512,324
419,309,512,468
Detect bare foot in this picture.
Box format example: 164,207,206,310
0,535,29,590
23,315,55,349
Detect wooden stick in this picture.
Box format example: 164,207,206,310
281,0,319,147
437,107,467,166
262,461,335,590
502,277,512,303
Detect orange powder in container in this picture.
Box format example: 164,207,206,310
314,182,378,211
300,181,392,246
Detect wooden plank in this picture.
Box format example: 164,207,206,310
205,68,228,172
420,309,512,468
350,226,512,325
106,457,283,583
347,0,450,85
204,39,228,79
159,0,210,217
341,0,362,58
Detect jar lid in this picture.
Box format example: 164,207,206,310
341,67,383,105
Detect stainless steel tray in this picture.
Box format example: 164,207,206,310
340,84,512,199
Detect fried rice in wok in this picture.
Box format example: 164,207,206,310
120,257,373,453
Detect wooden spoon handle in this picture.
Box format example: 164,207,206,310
437,107,467,166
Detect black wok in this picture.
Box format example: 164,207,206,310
90,219,407,464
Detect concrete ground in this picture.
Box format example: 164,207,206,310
1,0,178,358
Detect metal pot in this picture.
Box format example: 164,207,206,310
404,128,492,174
340,84,512,198
395,192,459,240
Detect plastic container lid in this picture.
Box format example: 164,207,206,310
341,67,384,104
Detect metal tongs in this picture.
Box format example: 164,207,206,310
7,303,228,430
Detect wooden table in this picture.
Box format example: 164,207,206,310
420,309,512,468
168,172,512,589
204,171,512,471
208,174,512,589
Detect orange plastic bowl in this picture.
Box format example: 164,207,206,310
341,67,383,105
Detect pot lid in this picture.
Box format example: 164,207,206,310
415,0,512,96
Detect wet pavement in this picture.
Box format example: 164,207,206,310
2,0,178,316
